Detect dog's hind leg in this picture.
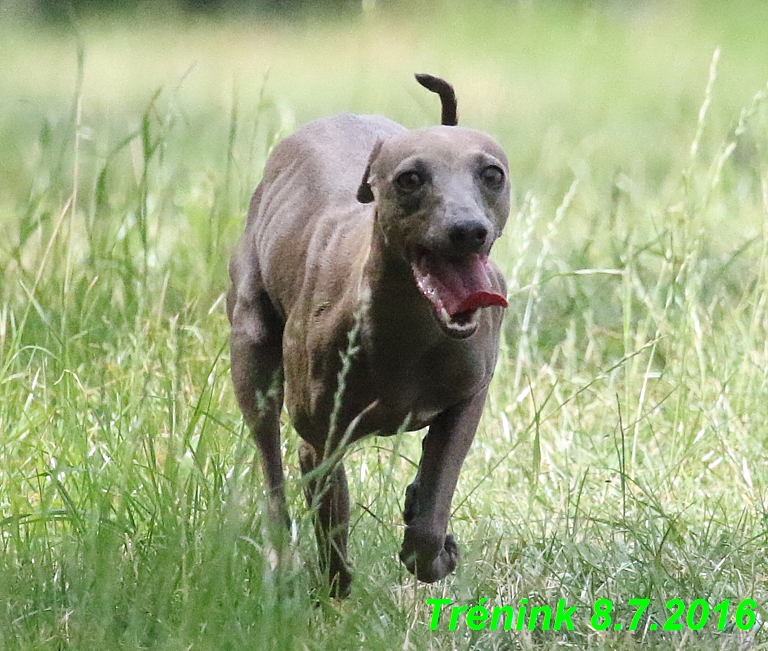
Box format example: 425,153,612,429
228,244,287,528
299,441,353,598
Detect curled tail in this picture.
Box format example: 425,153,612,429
415,73,458,126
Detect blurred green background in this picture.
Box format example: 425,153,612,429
3,2,768,649
3,0,768,207
4,0,768,333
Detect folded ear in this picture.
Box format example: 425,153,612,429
357,139,384,204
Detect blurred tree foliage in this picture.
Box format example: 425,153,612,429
33,0,360,21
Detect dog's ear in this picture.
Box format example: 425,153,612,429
357,139,384,204
356,163,375,203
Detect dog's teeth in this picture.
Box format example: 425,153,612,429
438,305,480,335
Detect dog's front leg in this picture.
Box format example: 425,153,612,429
399,389,487,583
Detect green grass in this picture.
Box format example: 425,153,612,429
2,0,768,648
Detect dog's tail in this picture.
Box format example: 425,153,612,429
415,73,458,126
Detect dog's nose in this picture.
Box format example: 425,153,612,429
448,220,489,254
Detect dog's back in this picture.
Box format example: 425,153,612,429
235,114,403,317
250,113,403,225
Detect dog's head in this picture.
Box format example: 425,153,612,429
358,75,510,339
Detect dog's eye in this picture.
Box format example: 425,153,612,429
395,171,424,193
480,165,504,188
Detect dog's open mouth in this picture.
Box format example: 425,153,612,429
410,247,508,337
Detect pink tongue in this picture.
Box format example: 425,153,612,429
412,253,508,318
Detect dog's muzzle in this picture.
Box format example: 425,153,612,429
409,247,508,338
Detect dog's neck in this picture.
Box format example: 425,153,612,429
357,216,441,352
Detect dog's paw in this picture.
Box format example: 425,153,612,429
329,566,353,599
399,530,459,583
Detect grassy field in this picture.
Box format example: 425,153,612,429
2,0,768,648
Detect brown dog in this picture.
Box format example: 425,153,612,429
227,74,509,597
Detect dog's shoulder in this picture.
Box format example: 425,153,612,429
272,113,404,164
260,113,406,207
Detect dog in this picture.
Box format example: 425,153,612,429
227,74,509,597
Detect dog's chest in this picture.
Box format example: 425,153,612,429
350,340,492,434
285,334,490,441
